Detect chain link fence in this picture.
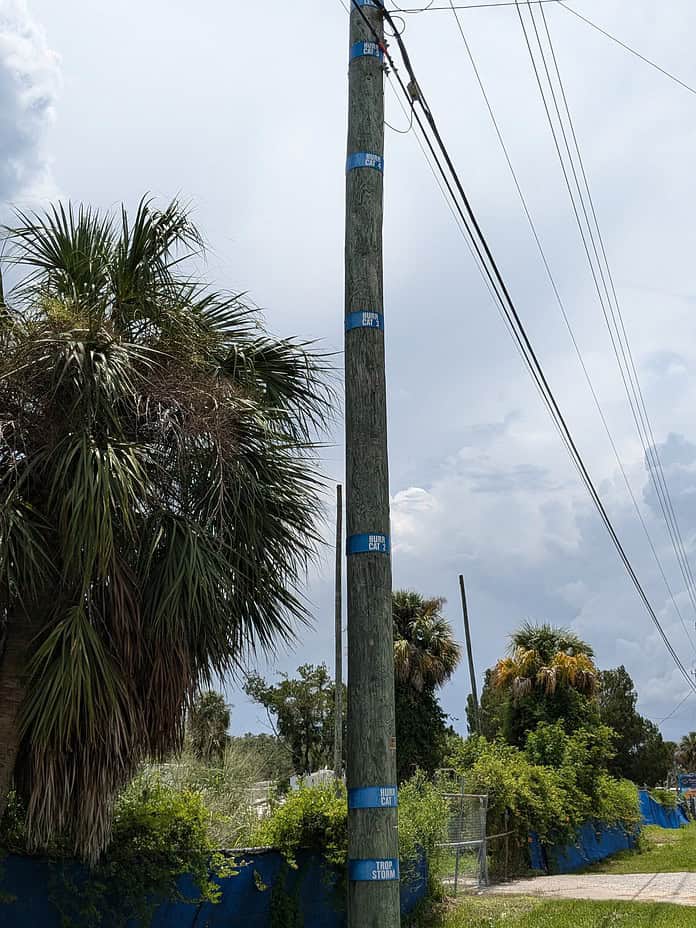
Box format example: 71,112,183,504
435,783,489,894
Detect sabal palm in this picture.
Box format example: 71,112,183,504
392,590,461,692
493,622,597,699
0,198,331,861
675,732,696,772
188,691,230,765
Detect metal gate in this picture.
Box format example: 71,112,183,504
436,787,489,894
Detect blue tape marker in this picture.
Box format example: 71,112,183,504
350,41,384,62
345,311,384,332
349,786,398,809
349,859,400,882
347,533,390,555
354,0,378,6
346,152,384,173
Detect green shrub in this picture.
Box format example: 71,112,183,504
50,777,233,928
258,782,348,869
649,787,678,810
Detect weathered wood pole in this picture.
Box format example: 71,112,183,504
459,573,480,734
344,2,400,926
334,483,343,779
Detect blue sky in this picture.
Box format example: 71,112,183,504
5,0,696,741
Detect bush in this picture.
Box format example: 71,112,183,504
649,787,678,810
258,782,348,869
50,778,233,928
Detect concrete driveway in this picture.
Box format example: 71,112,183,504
487,872,696,906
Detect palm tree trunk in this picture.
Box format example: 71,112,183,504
0,610,37,819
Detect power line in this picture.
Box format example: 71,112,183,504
349,0,696,696
559,3,696,98
515,0,696,654
392,0,562,11
444,0,696,662
656,690,694,724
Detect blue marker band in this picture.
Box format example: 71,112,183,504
346,152,384,173
345,311,384,332
349,859,400,882
349,786,398,809
350,41,384,62
347,533,390,555
354,0,378,6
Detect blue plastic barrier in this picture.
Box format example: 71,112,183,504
529,821,637,874
639,789,689,829
0,849,427,927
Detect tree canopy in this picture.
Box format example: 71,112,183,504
0,198,332,861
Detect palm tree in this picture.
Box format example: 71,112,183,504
188,691,231,765
493,622,597,699
0,198,332,861
675,732,696,772
392,590,461,692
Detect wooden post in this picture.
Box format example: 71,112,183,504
334,484,343,779
344,3,400,926
459,574,480,734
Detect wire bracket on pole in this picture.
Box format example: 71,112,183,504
346,152,384,173
349,786,398,809
348,859,400,882
350,41,384,63
345,310,384,331
347,533,390,555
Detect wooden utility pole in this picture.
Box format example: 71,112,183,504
334,484,343,779
459,574,480,734
344,2,400,926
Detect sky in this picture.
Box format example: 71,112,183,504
4,0,696,742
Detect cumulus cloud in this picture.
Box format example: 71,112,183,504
0,0,59,205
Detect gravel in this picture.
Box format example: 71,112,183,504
486,872,696,906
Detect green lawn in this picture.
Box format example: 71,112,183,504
432,896,696,927
586,824,696,874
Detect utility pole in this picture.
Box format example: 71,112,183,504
344,2,400,926
459,574,480,734
334,484,343,780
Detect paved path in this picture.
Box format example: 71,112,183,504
487,873,696,906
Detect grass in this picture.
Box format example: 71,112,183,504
586,824,696,875
426,896,696,927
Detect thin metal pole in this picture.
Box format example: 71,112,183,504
459,574,480,733
334,484,343,779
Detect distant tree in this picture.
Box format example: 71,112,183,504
466,669,506,740
598,666,672,786
675,732,696,773
492,623,599,745
393,591,462,691
188,692,230,765
392,591,461,781
244,664,343,775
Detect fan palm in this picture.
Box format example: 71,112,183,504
675,732,696,772
392,590,461,692
493,622,597,700
0,198,332,861
188,691,231,765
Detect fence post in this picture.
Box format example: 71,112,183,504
479,796,489,887
504,808,510,883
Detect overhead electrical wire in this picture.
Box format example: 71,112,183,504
656,689,694,724
444,0,696,658
347,0,696,695
559,3,696,98
514,0,696,655
392,0,562,11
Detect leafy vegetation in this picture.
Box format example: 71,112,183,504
188,691,230,766
675,732,696,772
598,667,673,786
0,197,332,861
393,591,461,781
244,664,344,775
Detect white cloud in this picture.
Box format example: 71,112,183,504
0,0,60,206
